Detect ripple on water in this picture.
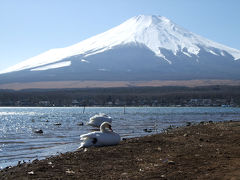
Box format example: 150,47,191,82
1,107,240,169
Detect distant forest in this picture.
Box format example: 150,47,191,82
0,85,240,107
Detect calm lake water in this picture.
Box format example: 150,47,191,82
0,107,240,169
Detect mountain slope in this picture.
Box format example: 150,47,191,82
1,15,240,85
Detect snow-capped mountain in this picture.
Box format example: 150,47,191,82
1,15,240,86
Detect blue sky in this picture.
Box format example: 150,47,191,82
0,0,240,71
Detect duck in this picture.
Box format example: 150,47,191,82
78,122,120,148
87,113,112,127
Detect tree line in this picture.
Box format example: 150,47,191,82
0,85,240,107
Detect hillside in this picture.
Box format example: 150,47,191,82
0,15,240,88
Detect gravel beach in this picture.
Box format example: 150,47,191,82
1,120,240,180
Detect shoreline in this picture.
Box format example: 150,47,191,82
1,120,240,179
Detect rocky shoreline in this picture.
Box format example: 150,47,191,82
1,121,240,179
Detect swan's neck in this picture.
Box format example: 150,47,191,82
100,126,112,133
100,126,108,133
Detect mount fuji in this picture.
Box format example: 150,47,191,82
1,15,240,88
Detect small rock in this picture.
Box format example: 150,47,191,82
186,122,191,126
143,128,153,133
77,122,84,126
32,159,39,164
54,123,61,126
167,160,176,165
34,129,43,134
66,169,75,174
121,172,128,176
28,171,35,175
183,133,188,137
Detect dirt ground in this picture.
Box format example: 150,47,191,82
1,121,240,180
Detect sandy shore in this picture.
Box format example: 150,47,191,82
1,121,240,179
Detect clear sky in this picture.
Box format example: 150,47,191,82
0,0,240,71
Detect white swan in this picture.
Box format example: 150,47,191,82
87,113,112,127
79,122,120,148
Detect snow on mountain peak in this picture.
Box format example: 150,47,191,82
1,15,240,74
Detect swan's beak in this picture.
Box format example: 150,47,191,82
109,125,113,132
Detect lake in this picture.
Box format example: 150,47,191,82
0,107,240,169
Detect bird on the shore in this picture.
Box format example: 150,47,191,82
87,113,112,127
78,122,120,148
